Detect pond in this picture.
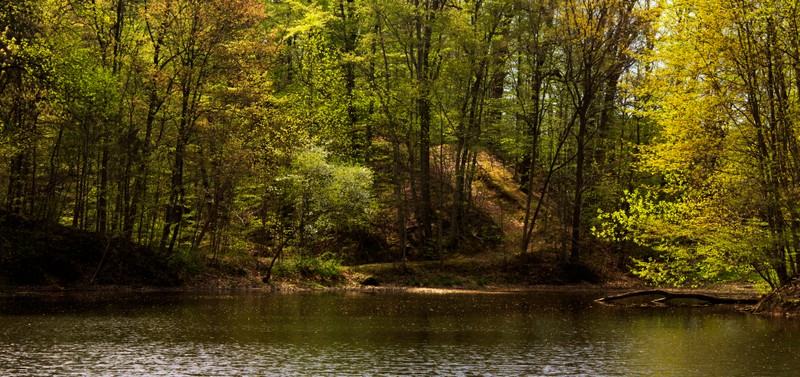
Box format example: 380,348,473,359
1,289,798,376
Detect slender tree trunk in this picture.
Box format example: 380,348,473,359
98,143,109,236
413,0,443,242
161,76,192,253
393,139,408,262
570,106,589,263
417,93,432,240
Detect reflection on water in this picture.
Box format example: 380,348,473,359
1,290,798,376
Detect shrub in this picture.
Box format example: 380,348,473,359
274,252,344,281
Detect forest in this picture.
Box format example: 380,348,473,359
2,0,800,291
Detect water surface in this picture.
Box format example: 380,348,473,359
1,289,797,376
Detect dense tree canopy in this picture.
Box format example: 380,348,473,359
2,0,799,289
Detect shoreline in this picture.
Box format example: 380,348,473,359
0,280,761,297
2,281,779,315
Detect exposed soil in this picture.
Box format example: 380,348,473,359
752,276,800,317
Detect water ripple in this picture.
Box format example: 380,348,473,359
2,291,799,376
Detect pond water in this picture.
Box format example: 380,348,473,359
1,289,798,376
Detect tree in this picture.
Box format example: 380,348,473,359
501,0,646,259
0,0,51,217
597,0,800,287
148,0,265,254
273,145,375,250
443,0,511,250
559,0,642,262
507,0,563,254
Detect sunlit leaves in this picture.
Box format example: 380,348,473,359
271,145,375,250
280,0,334,41
618,0,800,286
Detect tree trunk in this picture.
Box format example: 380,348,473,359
570,111,587,263
598,289,759,306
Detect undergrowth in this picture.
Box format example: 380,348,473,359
274,252,345,282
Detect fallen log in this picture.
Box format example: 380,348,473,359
597,289,759,306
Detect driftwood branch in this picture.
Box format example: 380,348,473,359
597,289,759,306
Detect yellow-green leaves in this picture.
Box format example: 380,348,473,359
620,0,800,286
280,0,335,41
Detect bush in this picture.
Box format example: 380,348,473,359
274,252,344,281
268,145,376,251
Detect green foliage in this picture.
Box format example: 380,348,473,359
270,145,375,251
273,251,344,281
599,0,800,287
594,180,762,286
8,0,797,289
168,248,206,276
